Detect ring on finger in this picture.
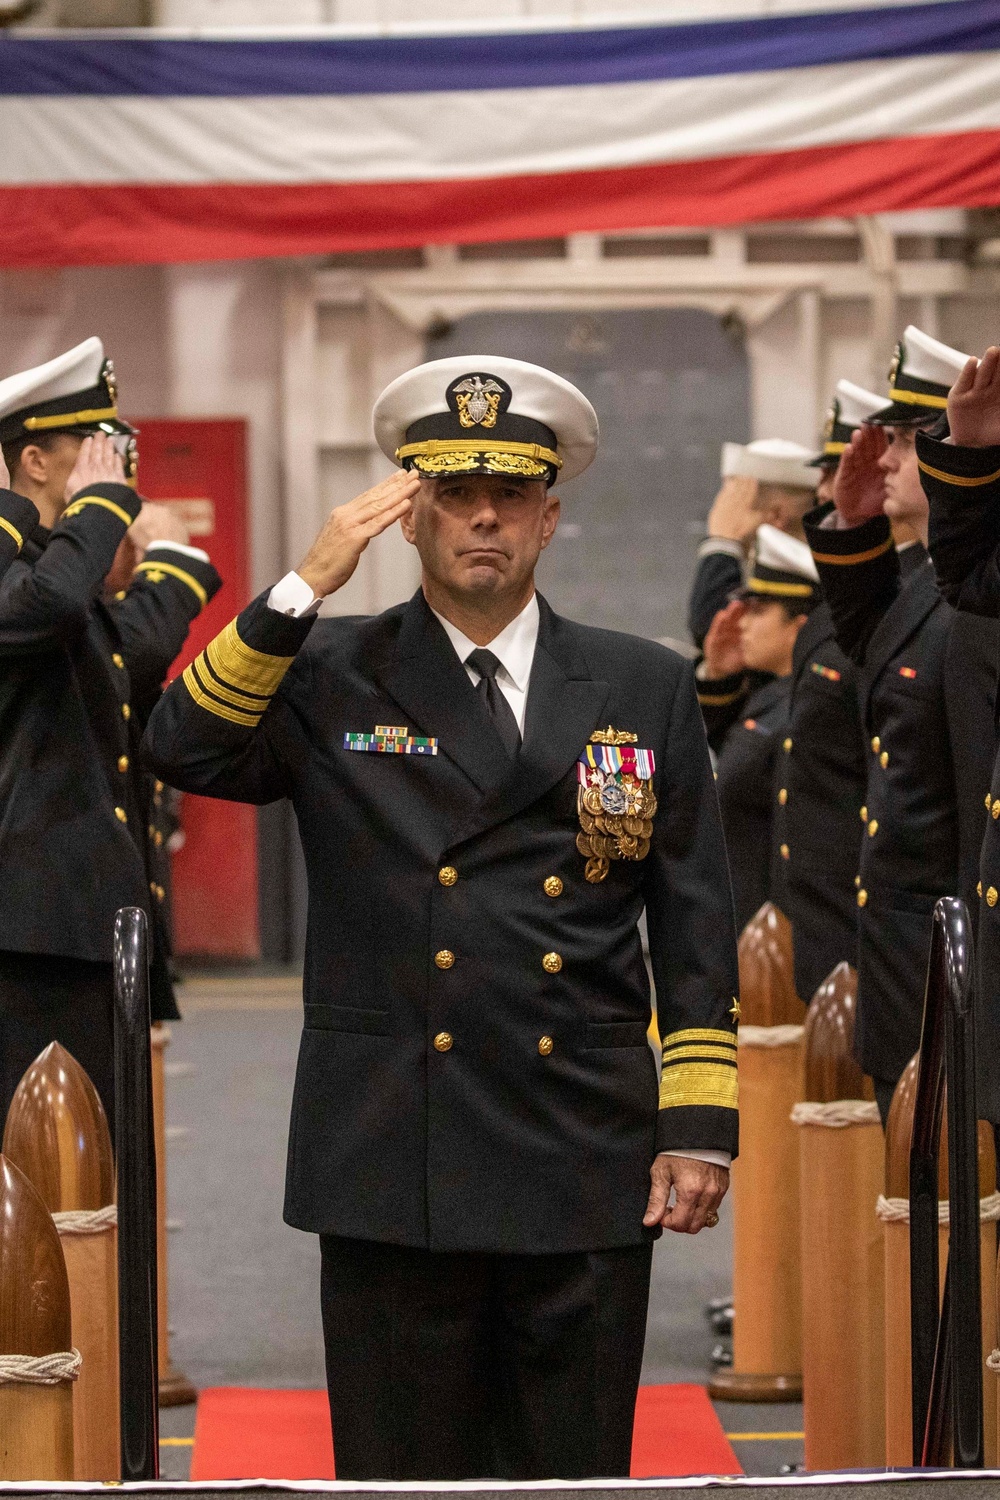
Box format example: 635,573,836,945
705,1211,720,1228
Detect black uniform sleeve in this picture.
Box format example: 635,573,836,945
0,490,39,577
106,546,223,701
142,590,315,805
696,668,749,751
687,545,743,648
644,661,741,1158
919,432,1000,617
0,481,141,655
945,611,1000,919
804,507,900,664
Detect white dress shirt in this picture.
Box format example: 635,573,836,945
267,571,729,1171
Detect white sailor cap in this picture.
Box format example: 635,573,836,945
738,523,820,610
373,355,599,486
0,336,134,448
872,325,971,425
812,379,891,463
721,438,818,490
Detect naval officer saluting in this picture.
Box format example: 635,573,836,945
145,357,740,1482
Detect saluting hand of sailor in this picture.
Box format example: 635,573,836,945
644,1155,729,1235
128,502,190,556
701,599,746,679
64,431,126,499
707,475,760,548
949,346,1000,447
833,423,887,527
297,468,420,600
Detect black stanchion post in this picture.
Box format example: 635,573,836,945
910,909,948,1464
942,898,983,1468
114,905,159,1482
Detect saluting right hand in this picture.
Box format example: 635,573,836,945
701,599,746,679
832,424,887,528
64,433,126,501
707,476,760,547
949,347,1000,448
296,468,420,600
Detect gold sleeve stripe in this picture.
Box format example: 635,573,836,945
0,515,23,552
917,458,1000,488
62,494,134,528
697,689,744,706
663,1027,738,1050
206,619,295,699
663,1044,740,1064
659,1062,739,1112
182,663,261,728
888,385,948,409
135,558,208,606
193,655,270,714
810,537,893,567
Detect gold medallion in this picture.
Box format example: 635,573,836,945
576,832,594,857
583,785,604,816
585,857,610,883
579,809,596,834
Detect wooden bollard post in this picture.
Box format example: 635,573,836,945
792,963,885,1469
881,1059,997,1466
150,1024,196,1407
3,1044,119,1481
0,1155,78,1480
710,902,806,1402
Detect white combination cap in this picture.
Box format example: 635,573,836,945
873,325,972,424
0,336,133,447
373,355,598,486
721,438,818,490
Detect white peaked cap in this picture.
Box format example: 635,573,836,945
721,438,818,490
835,379,891,427
373,355,599,485
754,524,819,582
0,337,105,426
899,325,970,387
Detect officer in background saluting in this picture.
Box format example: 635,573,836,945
773,381,886,1006
0,461,38,580
915,344,1000,1132
0,339,221,1130
696,527,820,932
145,356,739,1482
804,328,998,1122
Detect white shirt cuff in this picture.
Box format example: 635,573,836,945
267,570,322,618
658,1149,731,1169
146,540,211,564
697,537,745,562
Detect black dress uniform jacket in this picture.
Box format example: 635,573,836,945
919,430,1000,1121
774,603,867,1003
0,481,221,971
699,671,790,933
144,589,740,1255
0,489,39,578
805,509,997,1085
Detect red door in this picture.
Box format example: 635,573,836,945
129,418,259,960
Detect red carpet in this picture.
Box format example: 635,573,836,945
190,1383,742,1481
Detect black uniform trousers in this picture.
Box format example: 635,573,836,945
319,1235,653,1481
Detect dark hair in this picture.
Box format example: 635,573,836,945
2,430,67,483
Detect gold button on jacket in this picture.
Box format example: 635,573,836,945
868,820,878,837
543,876,563,898
438,866,458,887
114,806,127,824
871,736,880,753
433,1032,453,1052
880,750,889,769
542,952,563,974
783,737,793,752
117,754,129,773
112,653,124,669
538,1036,554,1056
777,788,788,806
121,703,131,721
989,888,999,909
857,889,868,908
434,949,455,970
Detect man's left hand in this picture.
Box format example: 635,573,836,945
643,1154,729,1234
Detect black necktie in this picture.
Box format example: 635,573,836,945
466,648,521,758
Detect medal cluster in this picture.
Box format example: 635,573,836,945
576,773,657,883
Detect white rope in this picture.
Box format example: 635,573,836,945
791,1100,882,1128
52,1205,117,1235
0,1349,81,1386
876,1190,1000,1225
987,1349,1000,1373
738,1024,804,1048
